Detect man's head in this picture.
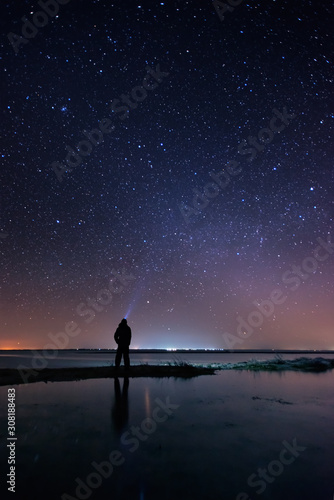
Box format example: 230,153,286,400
121,318,127,325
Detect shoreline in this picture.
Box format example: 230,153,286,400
1,357,333,386
0,364,216,386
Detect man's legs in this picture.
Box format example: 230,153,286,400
123,346,130,369
115,347,122,367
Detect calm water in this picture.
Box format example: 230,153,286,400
1,350,333,368
0,353,333,499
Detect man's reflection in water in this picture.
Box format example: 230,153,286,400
111,377,129,435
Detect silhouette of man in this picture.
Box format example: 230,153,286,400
114,318,131,369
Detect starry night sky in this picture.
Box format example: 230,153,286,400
1,0,333,349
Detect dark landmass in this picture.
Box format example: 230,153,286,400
0,363,216,386
251,396,293,405
1,357,334,387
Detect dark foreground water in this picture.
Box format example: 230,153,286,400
0,353,333,500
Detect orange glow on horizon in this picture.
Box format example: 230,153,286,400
0,343,22,350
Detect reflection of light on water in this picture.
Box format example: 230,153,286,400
144,387,151,417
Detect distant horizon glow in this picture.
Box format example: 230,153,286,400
0,346,333,352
